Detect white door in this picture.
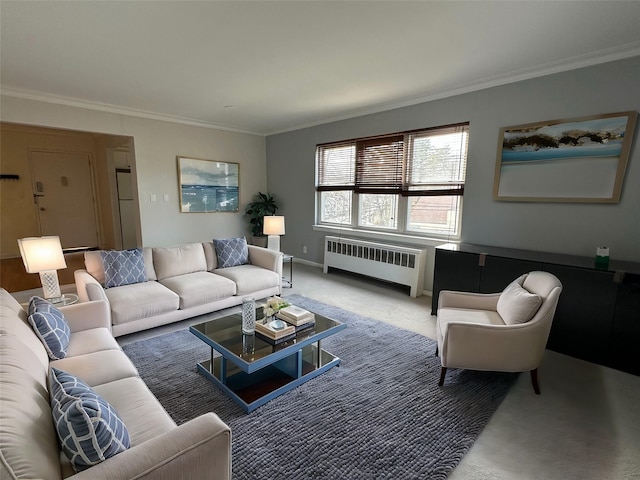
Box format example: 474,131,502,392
30,151,100,249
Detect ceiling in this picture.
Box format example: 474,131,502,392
2,1,640,136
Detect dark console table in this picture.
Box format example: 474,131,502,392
432,243,640,376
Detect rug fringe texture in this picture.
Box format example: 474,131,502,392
123,294,516,480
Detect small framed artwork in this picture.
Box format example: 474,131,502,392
493,111,637,203
177,156,239,212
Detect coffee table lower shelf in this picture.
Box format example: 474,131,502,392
196,344,340,413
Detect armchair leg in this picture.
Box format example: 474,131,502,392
438,367,447,386
530,368,541,395
435,345,438,357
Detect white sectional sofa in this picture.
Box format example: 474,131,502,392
74,241,282,337
0,288,231,479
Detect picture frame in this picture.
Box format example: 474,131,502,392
493,111,637,203
177,156,239,212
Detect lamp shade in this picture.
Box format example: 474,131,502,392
17,236,67,273
263,215,285,236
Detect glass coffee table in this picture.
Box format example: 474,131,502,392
189,308,346,413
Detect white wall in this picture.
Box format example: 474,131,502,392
266,57,640,292
0,96,266,247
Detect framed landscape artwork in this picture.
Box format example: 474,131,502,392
493,111,637,203
177,156,239,212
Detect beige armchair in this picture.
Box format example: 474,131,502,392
436,271,562,394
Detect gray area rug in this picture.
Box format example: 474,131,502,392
123,295,516,480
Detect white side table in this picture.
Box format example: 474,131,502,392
282,254,293,288
20,294,79,309
52,294,79,306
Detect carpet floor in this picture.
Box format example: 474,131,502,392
122,295,516,480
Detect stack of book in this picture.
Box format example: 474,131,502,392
276,305,316,330
254,320,296,344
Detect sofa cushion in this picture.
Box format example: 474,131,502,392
93,377,176,446
0,287,25,316
104,281,179,325
437,307,505,341
202,241,219,271
214,237,249,268
214,264,281,296
160,272,237,309
66,328,121,357
28,296,71,360
0,291,50,369
497,278,542,325
438,307,506,327
0,334,62,480
85,250,106,284
51,349,139,387
153,243,207,280
101,249,148,288
50,368,131,472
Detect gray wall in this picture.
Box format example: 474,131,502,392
2,57,636,294
266,56,640,291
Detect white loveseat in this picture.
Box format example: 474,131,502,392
74,241,282,337
0,288,231,479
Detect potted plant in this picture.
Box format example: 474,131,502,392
245,192,278,246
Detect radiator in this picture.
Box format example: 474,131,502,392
323,236,426,297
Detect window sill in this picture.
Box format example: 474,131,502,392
312,224,459,248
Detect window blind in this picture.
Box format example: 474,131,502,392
403,124,469,196
317,122,469,196
355,135,404,194
316,142,355,191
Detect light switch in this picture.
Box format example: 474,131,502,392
150,193,157,202
163,194,169,202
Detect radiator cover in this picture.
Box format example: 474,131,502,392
323,236,426,297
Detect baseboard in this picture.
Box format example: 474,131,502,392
292,258,323,268
291,258,432,298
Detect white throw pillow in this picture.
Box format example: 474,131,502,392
497,278,542,325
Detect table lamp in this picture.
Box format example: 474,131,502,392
263,215,285,252
17,236,67,301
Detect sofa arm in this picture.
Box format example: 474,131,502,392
248,245,283,277
75,269,108,303
438,290,501,311
441,320,549,372
69,412,231,480
60,300,111,333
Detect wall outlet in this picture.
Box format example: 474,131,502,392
302,245,308,254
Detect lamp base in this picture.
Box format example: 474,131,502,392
267,235,281,252
39,270,62,301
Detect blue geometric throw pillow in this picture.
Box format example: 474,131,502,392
214,237,249,268
50,368,131,472
28,296,71,360
100,248,147,288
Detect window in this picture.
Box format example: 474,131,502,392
316,123,469,238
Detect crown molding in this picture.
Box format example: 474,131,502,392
266,43,640,136
2,42,638,138
0,88,264,136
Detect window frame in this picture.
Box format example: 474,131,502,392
316,123,469,239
